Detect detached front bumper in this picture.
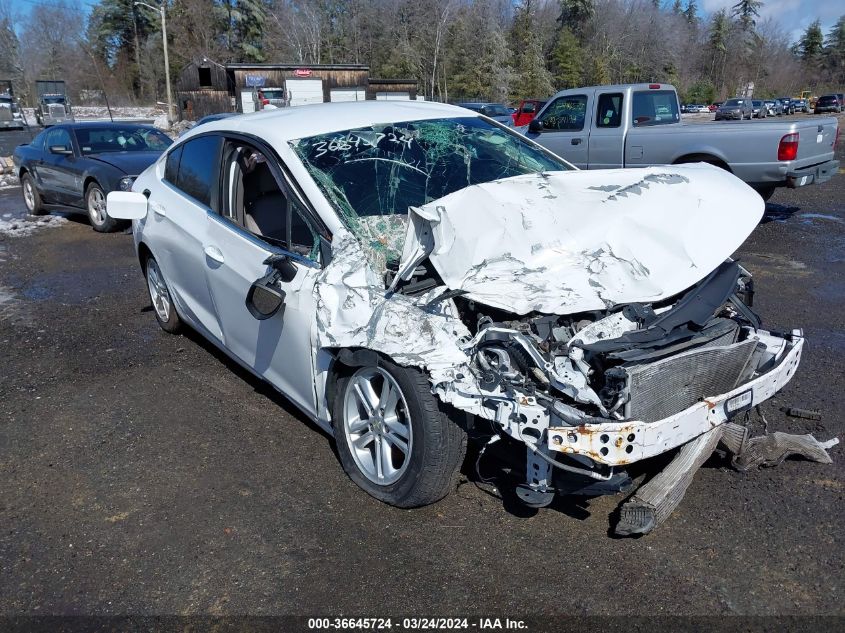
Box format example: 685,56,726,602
546,335,804,466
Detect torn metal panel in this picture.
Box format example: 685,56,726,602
312,230,472,371
614,423,839,536
730,432,839,470
614,425,724,537
397,164,764,315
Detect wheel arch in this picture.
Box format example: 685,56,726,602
137,241,154,271
322,347,386,427
672,152,732,172
82,175,101,195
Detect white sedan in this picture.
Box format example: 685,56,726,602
107,101,808,528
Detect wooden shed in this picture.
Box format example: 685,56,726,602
176,59,421,120
225,63,371,112
368,79,420,101
175,58,235,121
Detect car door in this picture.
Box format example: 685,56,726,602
202,139,325,416
43,127,81,204
151,135,224,341
525,93,591,168
37,128,67,203
588,91,625,169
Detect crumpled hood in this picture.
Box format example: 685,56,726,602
396,164,764,315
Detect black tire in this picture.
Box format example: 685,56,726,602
86,182,119,233
145,255,181,333
755,186,776,202
332,358,466,508
21,172,46,215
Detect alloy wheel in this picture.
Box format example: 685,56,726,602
343,366,413,486
23,180,34,212
88,188,107,226
146,259,171,322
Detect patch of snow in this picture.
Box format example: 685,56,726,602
0,214,67,237
0,173,20,190
153,115,170,130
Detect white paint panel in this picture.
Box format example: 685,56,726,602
330,87,366,102
240,90,256,113
376,92,410,101
287,79,324,106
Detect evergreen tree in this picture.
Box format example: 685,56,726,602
824,15,845,82
550,26,581,89
559,0,594,40
510,1,554,100
707,9,730,93
798,20,824,64
683,0,698,26
731,0,762,32
88,0,155,97
0,10,24,94
234,0,267,61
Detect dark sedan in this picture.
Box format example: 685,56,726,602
12,123,172,232
456,102,514,125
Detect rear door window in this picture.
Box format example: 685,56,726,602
632,90,680,126
596,93,623,128
164,145,182,185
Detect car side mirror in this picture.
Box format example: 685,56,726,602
49,144,72,156
528,119,543,133
263,252,298,283
106,191,148,220
246,270,286,320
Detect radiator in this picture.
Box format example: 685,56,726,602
624,338,760,423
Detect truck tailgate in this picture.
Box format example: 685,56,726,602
792,119,838,166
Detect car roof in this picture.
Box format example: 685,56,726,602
54,121,159,130
191,100,472,142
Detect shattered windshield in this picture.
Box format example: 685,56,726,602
292,116,569,263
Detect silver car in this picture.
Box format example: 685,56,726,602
715,98,753,120
103,101,820,534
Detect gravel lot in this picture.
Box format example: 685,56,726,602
0,125,843,623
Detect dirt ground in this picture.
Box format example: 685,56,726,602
0,134,843,623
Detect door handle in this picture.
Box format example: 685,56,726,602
571,138,582,145
204,246,225,264
150,202,166,217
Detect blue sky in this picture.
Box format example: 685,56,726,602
701,0,840,43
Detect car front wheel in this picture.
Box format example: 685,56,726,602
86,182,119,233
21,173,45,215
332,360,466,508
145,256,181,333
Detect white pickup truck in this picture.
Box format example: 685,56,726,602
523,83,840,201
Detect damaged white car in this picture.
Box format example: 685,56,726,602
107,102,836,535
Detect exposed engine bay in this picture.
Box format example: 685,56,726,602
388,255,808,507
309,165,836,534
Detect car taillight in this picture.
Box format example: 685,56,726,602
778,133,799,161
649,84,661,89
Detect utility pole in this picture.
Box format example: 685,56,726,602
135,1,174,125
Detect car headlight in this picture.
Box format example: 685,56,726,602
119,176,136,191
